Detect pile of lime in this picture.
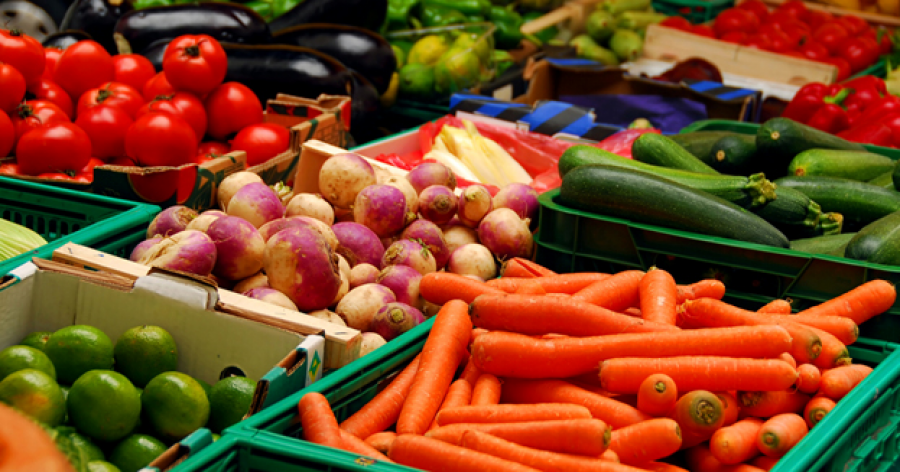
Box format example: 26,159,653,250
394,30,495,101
0,325,257,472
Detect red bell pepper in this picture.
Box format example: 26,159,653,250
781,82,828,123
804,88,852,134
880,113,900,147
855,95,900,123
842,75,887,96
837,116,896,147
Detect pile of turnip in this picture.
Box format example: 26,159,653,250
129,154,537,358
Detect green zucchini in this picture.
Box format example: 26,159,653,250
558,145,776,208
845,211,900,266
559,165,790,248
868,171,895,190
756,118,867,178
753,187,842,239
787,149,895,181
670,131,739,162
708,134,756,175
774,176,900,231
632,133,719,175
790,233,858,257
893,160,900,190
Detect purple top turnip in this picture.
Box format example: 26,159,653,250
264,226,342,312
137,230,217,277
243,287,299,311
443,225,479,254
371,302,424,341
332,222,384,267
285,193,335,226
233,272,268,293
349,263,379,289
376,264,422,308
447,243,497,281
186,210,226,233
130,237,162,262
418,185,458,226
353,184,408,238
335,283,396,331
407,162,457,194
319,153,377,209
227,182,285,228
400,220,450,269
147,205,199,238
259,218,307,242
457,185,493,228
207,215,266,281
383,176,418,224
360,332,386,356
218,172,264,210
290,216,339,251
493,183,539,221
382,239,436,276
477,208,534,260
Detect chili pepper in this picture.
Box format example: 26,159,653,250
837,118,896,147
467,15,486,23
855,94,900,123
244,0,273,20
420,5,468,27
843,75,886,95
782,82,827,123
133,0,170,9
387,0,419,31
806,102,850,134
490,5,525,50
422,0,490,16
271,0,303,20
494,49,515,75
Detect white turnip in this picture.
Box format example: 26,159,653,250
319,153,377,209
234,272,268,293
371,302,424,341
359,332,387,356
353,184,408,238
447,243,497,280
458,185,493,228
332,222,384,267
227,182,285,228
207,216,266,281
138,230,217,277
146,205,198,238
243,288,299,311
443,225,479,254
494,183,539,221
376,264,422,309
264,226,342,312
259,218,307,242
285,193,334,225
401,220,449,269
418,185,458,226
185,210,226,233
218,172,264,210
406,162,457,194
477,208,534,260
289,216,339,251
130,237,162,262
382,240,436,276
335,283,396,331
349,263,379,289
383,176,418,224
307,309,346,326
333,269,350,306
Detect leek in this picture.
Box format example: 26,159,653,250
0,218,48,262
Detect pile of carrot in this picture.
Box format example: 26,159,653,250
296,257,896,472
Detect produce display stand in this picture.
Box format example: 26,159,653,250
0,177,160,277
747,0,900,27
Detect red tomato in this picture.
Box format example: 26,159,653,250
766,10,799,27
783,50,806,58
74,104,133,159
660,16,692,31
765,29,795,53
78,157,105,181
26,79,73,119
714,8,760,37
691,24,716,38
0,162,18,174
776,0,807,18
137,92,207,142
839,15,869,35
720,31,748,44
11,100,69,149
0,64,26,115
77,82,143,119
142,72,176,102
798,41,831,61
162,35,227,96
0,30,44,86
42,48,63,81
16,122,91,175
0,111,13,157
112,54,157,93
804,10,834,31
197,141,230,156
125,112,198,167
53,41,114,105
822,56,851,81
879,30,894,55
838,37,878,72
777,20,810,47
108,156,137,166
204,82,263,140
813,23,850,54
737,0,769,21
229,123,291,166
743,34,772,50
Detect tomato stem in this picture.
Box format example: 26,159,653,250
183,45,201,57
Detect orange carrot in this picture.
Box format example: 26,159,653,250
676,279,727,305
502,258,558,278
572,270,645,311
420,272,506,305
750,455,779,471
516,282,547,295
671,390,725,445
457,430,645,472
429,379,473,431
794,280,895,325
601,449,620,462
500,379,651,429
471,374,503,406
364,431,396,454
397,300,473,435
426,419,611,456
339,430,392,462
470,328,489,347
471,326,791,379
757,299,792,314
681,298,822,364
780,314,858,345
717,392,740,427
470,293,679,337
608,418,682,465
340,356,420,439
795,364,821,394
738,391,810,418
623,307,642,317
599,357,799,394
778,353,797,369
709,418,764,465
388,434,540,472
757,413,808,458
488,273,611,294
637,374,678,417
803,396,835,429
436,403,592,426
460,356,483,386
639,268,678,325
299,392,344,449
643,462,690,472
819,364,873,400
809,326,851,370
685,444,766,472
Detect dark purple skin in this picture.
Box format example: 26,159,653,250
371,302,425,341
382,239,436,275
146,205,199,238
130,237,162,262
207,215,265,281
228,182,285,228
493,183,539,221
353,184,408,238
139,230,217,277
401,220,450,269
375,264,422,308
332,222,385,267
418,185,458,226
258,218,308,242
477,208,534,260
406,162,457,194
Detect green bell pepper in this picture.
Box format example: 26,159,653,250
522,11,558,44
271,0,302,20
489,5,524,50
466,14,486,23
387,0,419,31
421,0,490,16
244,0,273,20
133,0,172,9
420,5,468,27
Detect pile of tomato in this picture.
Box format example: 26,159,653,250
661,0,892,81
0,30,291,183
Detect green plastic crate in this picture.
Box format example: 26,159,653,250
849,58,888,80
652,0,733,24
0,178,160,275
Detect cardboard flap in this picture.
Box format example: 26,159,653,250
133,272,219,311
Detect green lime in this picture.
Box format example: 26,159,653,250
45,325,115,384
407,35,449,66
0,368,65,426
68,370,141,442
0,345,57,381
434,51,481,95
142,372,209,441
207,376,255,433
88,461,122,472
197,379,212,398
19,331,53,351
398,63,435,101
60,385,70,424
109,434,167,472
452,32,491,65
56,426,106,462
114,326,178,389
